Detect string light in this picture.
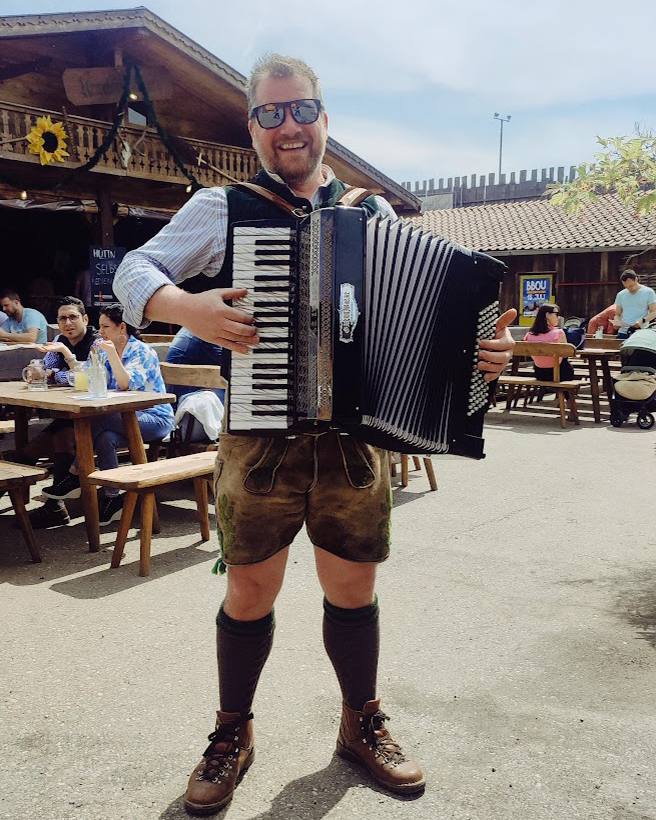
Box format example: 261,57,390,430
20,190,28,200
129,92,138,101
185,184,192,193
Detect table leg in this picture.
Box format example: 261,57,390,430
587,357,601,423
14,407,29,451
74,417,100,552
601,360,613,401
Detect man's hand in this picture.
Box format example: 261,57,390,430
477,308,517,382
36,341,71,358
147,286,259,355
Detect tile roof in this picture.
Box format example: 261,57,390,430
405,193,656,254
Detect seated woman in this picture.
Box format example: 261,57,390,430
42,304,175,526
523,303,575,381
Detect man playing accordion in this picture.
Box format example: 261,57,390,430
114,53,515,814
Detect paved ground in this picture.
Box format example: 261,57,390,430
1,404,655,820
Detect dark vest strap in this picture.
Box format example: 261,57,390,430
231,182,307,218
337,187,375,208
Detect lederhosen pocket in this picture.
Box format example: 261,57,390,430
336,434,377,489
242,437,290,494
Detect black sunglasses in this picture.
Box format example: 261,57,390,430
250,98,322,130
550,310,561,316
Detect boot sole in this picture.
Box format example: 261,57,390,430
42,487,81,500
184,748,255,815
336,744,426,794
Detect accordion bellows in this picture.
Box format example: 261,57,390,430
224,206,506,457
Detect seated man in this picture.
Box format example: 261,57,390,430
0,289,48,344
11,297,99,528
165,327,225,402
587,305,617,336
165,327,225,442
613,271,656,339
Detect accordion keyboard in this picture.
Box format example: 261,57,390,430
230,226,295,430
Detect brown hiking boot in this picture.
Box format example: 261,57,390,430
184,711,254,815
336,699,425,794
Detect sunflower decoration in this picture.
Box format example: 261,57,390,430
26,116,70,165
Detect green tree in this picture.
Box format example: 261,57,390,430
548,130,656,216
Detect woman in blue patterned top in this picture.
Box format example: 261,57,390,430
43,304,174,526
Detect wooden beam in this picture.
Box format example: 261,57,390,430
96,179,114,246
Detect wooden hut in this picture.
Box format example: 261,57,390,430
0,8,419,317
407,193,656,321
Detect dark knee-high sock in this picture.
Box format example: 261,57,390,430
322,596,379,710
216,604,275,716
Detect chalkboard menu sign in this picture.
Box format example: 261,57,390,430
89,246,126,307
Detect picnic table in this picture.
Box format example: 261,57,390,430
0,382,175,552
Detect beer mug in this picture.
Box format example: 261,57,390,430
22,359,48,391
67,361,89,392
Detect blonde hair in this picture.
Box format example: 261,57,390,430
247,53,323,112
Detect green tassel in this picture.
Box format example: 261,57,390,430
211,556,227,575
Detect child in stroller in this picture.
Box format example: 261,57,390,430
610,327,656,429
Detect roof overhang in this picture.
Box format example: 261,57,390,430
0,7,421,212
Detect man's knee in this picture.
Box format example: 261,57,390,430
315,548,377,609
223,548,288,620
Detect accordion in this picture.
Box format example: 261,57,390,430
224,206,506,457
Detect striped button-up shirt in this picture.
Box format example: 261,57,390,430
113,168,396,329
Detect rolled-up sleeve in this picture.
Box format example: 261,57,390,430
113,186,229,328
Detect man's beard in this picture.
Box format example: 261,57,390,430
259,138,326,188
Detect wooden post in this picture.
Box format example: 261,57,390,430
96,180,114,247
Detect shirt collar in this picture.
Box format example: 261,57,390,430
264,164,336,204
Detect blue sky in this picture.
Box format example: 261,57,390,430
4,0,656,188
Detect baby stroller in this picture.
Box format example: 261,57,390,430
610,328,656,429
562,316,587,350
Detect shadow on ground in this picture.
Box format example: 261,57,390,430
0,484,219,593
158,756,422,820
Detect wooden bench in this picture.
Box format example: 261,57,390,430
160,362,228,457
0,419,15,436
391,454,438,491
87,450,217,577
497,341,583,428
0,461,48,562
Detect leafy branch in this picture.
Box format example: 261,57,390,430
547,128,656,217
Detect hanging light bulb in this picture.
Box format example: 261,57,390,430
20,190,28,201
185,184,193,193
129,92,138,101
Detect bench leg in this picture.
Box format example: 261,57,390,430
139,492,155,577
151,496,161,535
504,384,516,411
423,458,438,491
401,455,409,487
567,392,581,426
412,456,422,471
9,487,41,563
194,477,210,542
557,390,567,428
111,491,139,569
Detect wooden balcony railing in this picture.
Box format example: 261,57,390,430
0,101,259,187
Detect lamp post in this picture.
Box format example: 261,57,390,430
493,113,511,179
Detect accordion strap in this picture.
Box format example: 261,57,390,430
231,182,375,216
337,187,375,207
231,182,307,218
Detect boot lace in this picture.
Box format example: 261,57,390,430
196,714,252,784
364,710,408,765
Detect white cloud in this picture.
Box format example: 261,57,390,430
330,114,497,183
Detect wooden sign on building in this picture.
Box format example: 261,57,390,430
63,67,173,106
